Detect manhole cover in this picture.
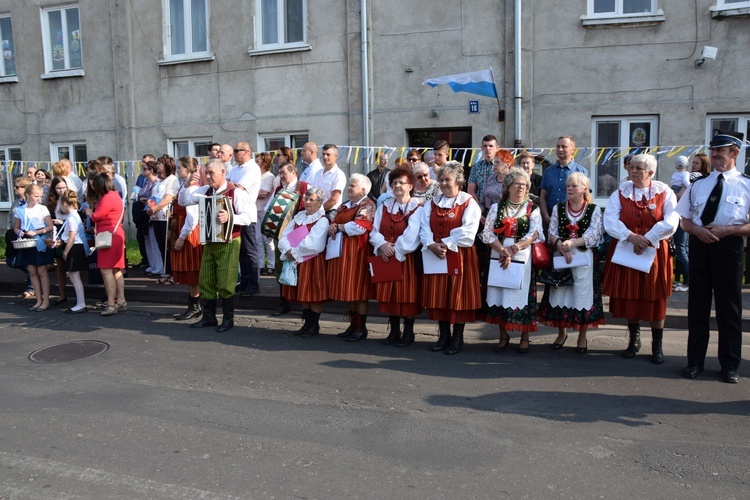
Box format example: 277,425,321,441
29,340,110,363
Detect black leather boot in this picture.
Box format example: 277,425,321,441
300,311,321,338
348,314,368,342
623,323,641,358
382,316,401,345
337,312,358,338
431,321,451,352
446,323,464,355
396,318,415,347
216,298,235,332
651,328,665,364
175,296,202,321
191,299,217,328
295,309,311,336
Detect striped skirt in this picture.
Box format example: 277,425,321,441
376,253,422,317
282,253,328,304
326,236,372,302
421,246,481,323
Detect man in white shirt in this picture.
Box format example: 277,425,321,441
228,142,262,296
218,144,235,177
179,159,254,333
315,144,347,216
60,158,83,195
298,142,323,184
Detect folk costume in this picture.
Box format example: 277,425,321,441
481,199,544,332
538,201,605,329
369,198,423,346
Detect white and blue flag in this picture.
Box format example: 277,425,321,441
422,68,498,99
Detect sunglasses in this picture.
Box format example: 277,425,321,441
234,148,248,154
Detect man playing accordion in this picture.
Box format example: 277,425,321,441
178,159,254,332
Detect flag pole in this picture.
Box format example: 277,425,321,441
489,67,503,122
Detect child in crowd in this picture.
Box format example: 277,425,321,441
12,184,54,311
58,190,89,313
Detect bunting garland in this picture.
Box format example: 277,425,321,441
0,144,720,188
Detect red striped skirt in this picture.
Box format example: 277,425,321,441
171,226,203,286
421,246,481,323
282,253,328,304
376,253,422,317
603,238,672,321
327,236,372,302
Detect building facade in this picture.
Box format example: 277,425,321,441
1,0,749,223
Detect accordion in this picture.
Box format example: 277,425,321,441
199,195,235,244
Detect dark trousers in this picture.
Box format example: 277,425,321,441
687,234,744,370
136,226,149,267
239,223,259,293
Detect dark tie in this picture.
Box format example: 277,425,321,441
700,173,724,226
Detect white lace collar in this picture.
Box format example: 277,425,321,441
292,208,325,225
433,191,471,208
383,197,420,214
618,180,669,199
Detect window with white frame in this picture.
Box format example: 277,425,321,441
40,5,82,76
707,115,750,174
51,142,87,165
589,0,657,16
170,138,213,158
0,15,17,78
591,116,658,199
0,146,22,207
255,0,306,51
163,0,210,62
714,0,750,7
259,132,308,153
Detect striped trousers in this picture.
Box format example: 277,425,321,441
199,238,241,300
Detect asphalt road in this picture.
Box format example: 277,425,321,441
0,299,748,499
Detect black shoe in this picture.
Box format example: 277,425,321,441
191,316,218,328
721,368,739,384
382,316,401,345
271,304,291,317
347,326,368,342
494,334,510,353
337,314,358,338
551,334,568,350
175,297,202,321
445,324,464,355
300,324,320,338
682,365,704,379
576,343,588,355
216,318,234,333
241,289,259,297
518,338,530,354
623,335,641,358
432,322,451,352
53,297,69,306
396,319,415,347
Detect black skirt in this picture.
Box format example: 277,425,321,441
64,244,89,272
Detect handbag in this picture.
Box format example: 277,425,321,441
531,241,550,269
278,260,298,286
95,205,124,250
538,266,574,289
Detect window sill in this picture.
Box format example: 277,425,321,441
0,76,19,83
158,53,215,66
41,68,85,80
581,10,666,28
710,5,750,18
248,44,311,57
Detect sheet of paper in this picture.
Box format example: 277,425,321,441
487,259,524,289
325,232,343,260
422,248,448,275
611,239,656,273
553,252,591,269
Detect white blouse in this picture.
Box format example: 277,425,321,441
278,209,330,263
604,180,679,247
369,198,422,262
419,191,481,251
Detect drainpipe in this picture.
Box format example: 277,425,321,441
514,0,523,148
361,0,370,168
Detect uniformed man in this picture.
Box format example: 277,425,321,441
178,159,255,332
676,130,750,383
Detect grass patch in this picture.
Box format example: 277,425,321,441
126,240,142,265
